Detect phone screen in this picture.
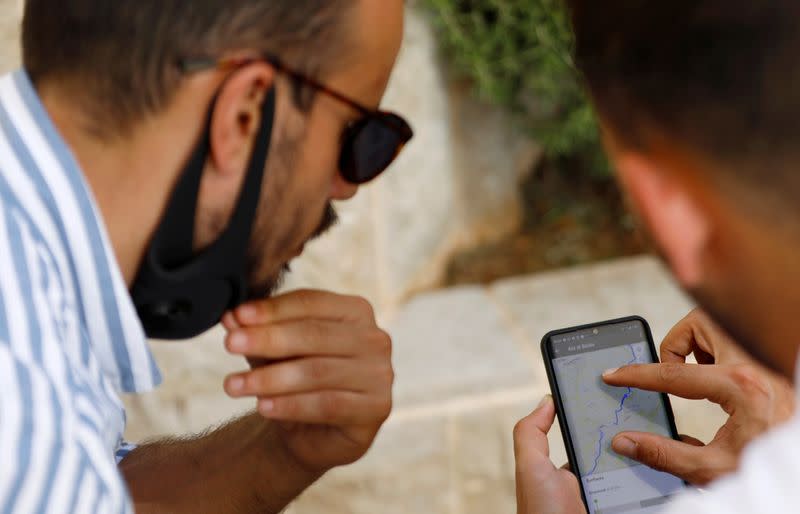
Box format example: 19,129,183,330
546,319,686,514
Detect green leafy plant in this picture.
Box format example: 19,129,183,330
421,0,608,177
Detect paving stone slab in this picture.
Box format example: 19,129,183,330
389,285,538,408
490,256,695,349
454,394,563,514
291,415,453,514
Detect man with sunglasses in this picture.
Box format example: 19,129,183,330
0,0,409,512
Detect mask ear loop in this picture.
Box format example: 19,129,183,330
148,95,215,266
131,86,277,339
210,87,276,264
151,87,275,267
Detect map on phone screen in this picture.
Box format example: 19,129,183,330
551,322,686,514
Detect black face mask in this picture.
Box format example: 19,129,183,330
130,88,276,340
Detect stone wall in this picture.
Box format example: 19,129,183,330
0,0,21,74
280,5,540,314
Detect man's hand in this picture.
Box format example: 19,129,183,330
514,396,586,514
603,309,795,485
123,291,392,513
221,289,394,474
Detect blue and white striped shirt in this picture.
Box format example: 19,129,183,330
0,70,162,513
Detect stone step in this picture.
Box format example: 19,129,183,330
125,256,727,513
283,256,726,513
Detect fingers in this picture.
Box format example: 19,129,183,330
225,319,392,360
660,309,716,364
232,289,376,327
612,431,730,485
255,390,391,426
660,309,751,366
221,311,241,331
514,396,556,465
603,363,733,405
224,356,393,398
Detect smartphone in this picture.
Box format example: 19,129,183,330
541,316,687,514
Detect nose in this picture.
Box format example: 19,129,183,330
330,172,359,201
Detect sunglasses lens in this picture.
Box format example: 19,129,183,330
340,114,412,184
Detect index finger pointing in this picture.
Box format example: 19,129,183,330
603,363,733,405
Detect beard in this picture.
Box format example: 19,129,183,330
644,232,783,374
233,111,340,300
244,202,339,300
688,284,784,375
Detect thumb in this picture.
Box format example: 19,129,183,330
514,395,556,466
612,431,708,484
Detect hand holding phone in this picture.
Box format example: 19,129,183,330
514,396,588,514
541,317,686,514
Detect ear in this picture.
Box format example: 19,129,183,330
615,152,710,288
208,63,276,180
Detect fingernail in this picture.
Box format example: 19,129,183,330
222,312,239,329
603,367,619,377
237,305,257,323
612,436,637,457
537,394,553,409
228,332,248,352
227,376,245,394
259,399,275,413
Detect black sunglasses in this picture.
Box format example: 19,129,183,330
179,54,414,185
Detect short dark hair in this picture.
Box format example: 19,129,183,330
565,1,800,214
22,0,355,136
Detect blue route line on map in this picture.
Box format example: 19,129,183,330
587,344,638,476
